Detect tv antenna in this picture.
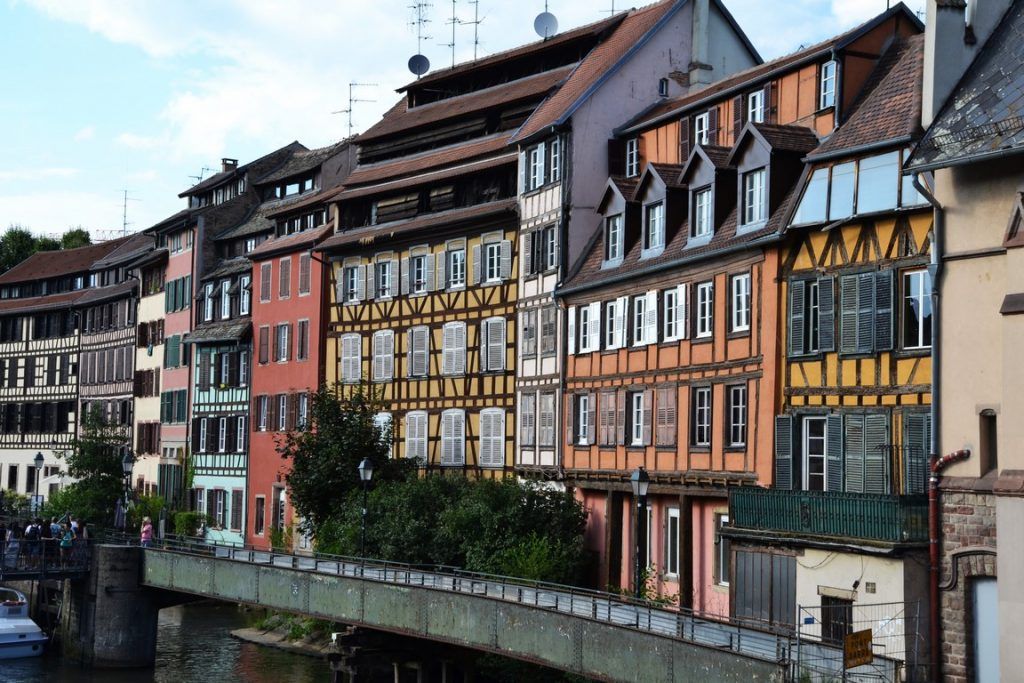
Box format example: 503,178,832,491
440,0,459,68
464,0,483,60
120,189,139,237
603,2,616,16
332,82,377,137
407,2,432,78
534,2,558,39
187,166,214,185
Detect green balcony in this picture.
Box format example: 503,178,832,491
728,487,929,545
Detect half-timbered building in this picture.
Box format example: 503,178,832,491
509,0,760,478
0,239,128,501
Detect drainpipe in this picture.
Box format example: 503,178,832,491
929,449,969,681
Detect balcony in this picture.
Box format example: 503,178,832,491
728,487,929,545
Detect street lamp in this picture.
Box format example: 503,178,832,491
630,467,650,599
33,452,44,512
121,449,136,506
358,458,374,558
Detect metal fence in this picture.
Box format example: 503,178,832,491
0,536,93,579
794,600,922,682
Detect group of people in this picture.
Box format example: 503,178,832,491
1,515,88,569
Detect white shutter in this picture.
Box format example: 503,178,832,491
367,264,376,300
588,302,601,352
441,410,465,465
442,324,456,375
517,150,527,195
406,412,427,463
335,279,345,306
424,254,435,292
372,334,382,380
435,252,446,290
676,283,688,339
644,290,658,344
536,142,546,186
488,318,505,371
567,306,577,355
400,258,410,295
384,331,394,379
614,296,628,348
454,323,466,374
355,265,366,301
480,409,505,468
409,327,428,377
389,259,400,297
441,412,453,464
471,245,481,285
500,240,512,280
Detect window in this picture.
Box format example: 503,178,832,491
203,283,214,322
257,396,269,430
693,188,712,239
373,412,392,444
605,300,621,349
540,306,557,356
244,237,256,253
576,394,591,446
236,417,246,451
821,596,853,644
549,137,561,183
254,496,265,536
528,143,545,190
275,323,290,362
644,203,664,252
539,393,556,447
727,385,747,447
407,326,429,378
691,387,711,447
789,277,836,357
696,282,713,338
658,77,669,98
521,310,537,358
742,169,766,226
341,334,361,383
666,507,680,577
440,409,465,466
480,317,505,372
279,258,291,299
405,411,427,463
902,270,932,350
715,514,730,585
625,138,639,178
839,271,893,354
829,161,855,220
448,248,466,288
629,392,645,446
442,322,466,375
577,302,600,353
857,151,899,214
297,394,309,430
218,417,227,452
372,330,394,381
409,254,428,294
803,416,828,491
220,353,230,387
792,168,828,225
819,60,837,109
297,320,309,361
298,253,311,295
694,111,710,145
747,90,764,123
731,273,751,332
520,393,536,447
375,261,392,298
484,242,502,282
259,263,272,302
479,408,505,468
278,395,287,431
344,265,360,302
239,351,249,386
605,214,624,262
663,284,687,341
199,418,208,452
240,275,251,315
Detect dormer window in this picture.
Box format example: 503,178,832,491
528,143,546,190
694,112,710,146
549,138,561,183
204,283,214,322
220,280,231,319
245,238,256,253
693,188,712,239
747,90,764,124
605,214,624,262
644,203,665,252
625,138,639,178
742,168,767,226
791,150,915,227
819,60,837,110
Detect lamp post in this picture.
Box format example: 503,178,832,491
630,467,650,599
121,449,136,507
33,452,44,512
358,458,374,558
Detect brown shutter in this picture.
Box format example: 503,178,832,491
678,116,691,163
287,394,297,431
607,139,626,176
259,327,269,364
586,393,596,445
765,82,777,124
227,417,237,452
616,389,626,445
191,419,201,452
299,253,311,294
707,106,719,146
565,395,574,445
642,389,654,447
199,353,210,388
228,352,239,387
732,95,744,140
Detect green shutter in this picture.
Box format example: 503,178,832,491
826,413,844,492
788,281,805,357
844,414,865,493
839,274,858,354
856,272,875,353
184,276,191,308
864,413,891,494
903,412,931,495
818,276,836,352
874,270,894,351
774,415,794,490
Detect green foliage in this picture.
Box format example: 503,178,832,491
34,236,61,252
128,494,166,529
608,564,679,606
280,385,414,534
1,490,31,515
0,226,39,274
173,511,208,537
47,409,128,524
60,228,91,250
269,525,293,552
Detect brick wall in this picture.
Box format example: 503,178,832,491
940,488,997,683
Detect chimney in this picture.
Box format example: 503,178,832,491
688,0,712,88
923,0,1010,127
221,158,238,173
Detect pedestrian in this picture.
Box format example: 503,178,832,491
24,519,40,569
40,516,54,569
140,516,153,548
59,523,75,568
70,516,79,535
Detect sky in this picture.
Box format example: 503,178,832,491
0,0,926,238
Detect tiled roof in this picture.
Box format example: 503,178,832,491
511,0,680,143
90,232,154,271
145,208,194,235
202,257,251,283
694,145,733,170
76,279,137,305
395,13,626,92
0,237,130,285
179,142,306,197
752,123,821,155
811,35,924,159
618,3,922,135
318,199,517,252
248,223,334,260
342,133,513,189
333,153,516,203
264,185,339,218
215,207,275,242
648,163,686,188
358,67,573,144
610,176,640,200
907,2,1024,171
257,140,351,184
0,290,86,315
184,319,251,345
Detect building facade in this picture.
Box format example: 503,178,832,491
132,250,170,500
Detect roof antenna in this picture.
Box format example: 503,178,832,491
120,189,139,237
408,2,433,78
603,2,616,16
441,0,459,68
332,82,377,137
464,0,483,60
534,2,558,40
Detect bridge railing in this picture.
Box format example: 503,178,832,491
0,536,93,579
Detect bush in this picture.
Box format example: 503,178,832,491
173,511,208,537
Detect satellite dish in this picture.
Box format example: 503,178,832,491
534,11,558,39
408,54,431,77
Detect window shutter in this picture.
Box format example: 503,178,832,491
613,297,627,348
199,353,210,388
567,306,577,355
400,258,410,295
732,95,744,139
874,270,894,351
442,325,455,375
206,490,216,521
857,272,875,353
588,302,601,352
644,290,658,343
586,393,597,445
607,139,626,176
676,284,688,339
500,240,512,280
471,245,481,285
818,276,836,352
904,413,931,495
839,274,858,354
435,252,446,290
479,410,503,468
764,82,776,124
788,280,806,357
707,106,719,145
299,254,311,294
864,413,890,494
517,150,527,194
191,418,201,452
656,387,676,446
385,332,394,378
565,395,575,445
424,253,435,292
523,232,534,276
258,327,269,364
454,324,466,374
641,389,654,446
827,413,845,492
616,389,626,445
279,259,291,298
412,327,429,377
288,395,298,432
367,264,376,300
230,493,242,531
335,278,345,306
389,259,400,297
268,394,278,432
678,117,691,162
490,319,505,371
355,265,366,301
774,415,794,490
844,414,865,493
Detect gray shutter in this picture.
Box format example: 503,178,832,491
479,321,489,371
904,413,931,495
565,395,574,445
788,280,806,357
616,390,626,446
567,306,576,355
500,240,512,280
400,258,410,295
586,393,596,445
864,413,890,494
471,245,481,285
489,319,505,371
435,252,447,290
355,265,366,301
641,389,653,446
389,259,400,297
818,276,836,352
774,415,793,490
523,232,534,276
424,254,434,292
827,413,844,492
856,272,875,353
367,264,376,300
335,279,345,305
874,270,894,351
844,414,865,493
839,274,858,354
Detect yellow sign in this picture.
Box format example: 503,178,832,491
844,629,874,669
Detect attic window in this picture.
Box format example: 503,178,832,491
819,60,837,110
605,214,624,262
692,188,712,239
694,112,710,146
625,138,639,178
658,78,670,98
747,90,764,124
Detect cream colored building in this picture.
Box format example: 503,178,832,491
132,252,170,500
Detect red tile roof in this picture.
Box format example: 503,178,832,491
248,223,335,260
752,123,822,155
0,237,130,285
333,153,516,203
0,290,86,314
511,0,680,143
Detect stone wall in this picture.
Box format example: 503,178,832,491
940,487,997,683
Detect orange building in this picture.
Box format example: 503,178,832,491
557,4,921,613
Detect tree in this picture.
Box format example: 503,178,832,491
61,227,91,250
34,236,60,252
0,225,38,273
279,385,413,534
46,408,129,524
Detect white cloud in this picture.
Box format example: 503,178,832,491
73,125,95,141
0,167,79,182
116,132,165,151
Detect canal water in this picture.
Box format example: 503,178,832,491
5,603,330,683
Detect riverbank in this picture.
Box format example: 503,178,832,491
230,626,331,658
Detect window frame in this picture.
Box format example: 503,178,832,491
448,248,466,289
665,507,681,577
819,60,837,110
696,281,714,339
715,513,731,586
901,269,932,351
730,273,751,333
694,111,710,146
727,384,747,447
742,168,767,227
692,187,713,239
747,90,764,123
625,138,640,178
484,242,502,283
240,275,251,315
802,415,828,491
605,214,624,262
629,392,644,446
375,260,392,299
691,386,712,447
643,201,665,253
576,394,591,446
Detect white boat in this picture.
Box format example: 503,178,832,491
0,588,47,659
